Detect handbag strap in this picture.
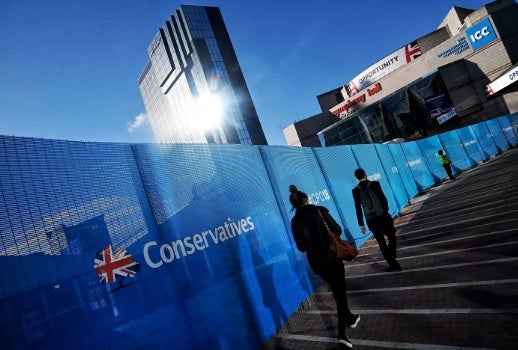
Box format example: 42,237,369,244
317,209,332,235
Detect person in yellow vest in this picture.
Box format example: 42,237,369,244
437,150,455,180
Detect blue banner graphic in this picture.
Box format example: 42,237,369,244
0,114,516,349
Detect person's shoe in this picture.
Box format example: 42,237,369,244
386,263,402,272
337,335,353,348
348,314,360,328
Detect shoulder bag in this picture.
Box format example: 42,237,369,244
317,209,358,261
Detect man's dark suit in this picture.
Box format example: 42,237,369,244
352,179,400,270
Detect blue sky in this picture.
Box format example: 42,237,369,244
0,0,490,146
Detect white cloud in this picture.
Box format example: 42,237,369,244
126,113,147,133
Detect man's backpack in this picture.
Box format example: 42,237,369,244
358,182,384,220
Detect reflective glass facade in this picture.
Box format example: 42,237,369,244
296,1,518,148
319,72,445,146
139,5,267,145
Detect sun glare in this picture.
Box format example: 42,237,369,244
187,94,223,130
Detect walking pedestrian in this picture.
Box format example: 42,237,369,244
352,169,402,272
437,150,455,180
289,185,360,348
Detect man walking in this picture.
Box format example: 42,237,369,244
352,168,402,272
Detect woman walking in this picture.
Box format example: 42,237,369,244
289,185,360,348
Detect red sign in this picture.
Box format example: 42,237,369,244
330,83,383,118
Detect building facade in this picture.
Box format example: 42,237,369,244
282,111,337,147
138,5,267,145
284,0,518,146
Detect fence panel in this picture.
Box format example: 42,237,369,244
374,144,412,213
456,125,486,164
470,122,499,157
399,141,435,192
131,143,300,349
498,115,518,146
0,114,515,349
312,145,366,245
350,144,399,216
416,135,448,182
485,118,510,152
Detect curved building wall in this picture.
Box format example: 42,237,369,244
316,0,518,147
320,72,446,145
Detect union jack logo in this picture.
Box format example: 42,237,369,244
405,41,422,63
346,81,360,97
94,245,140,284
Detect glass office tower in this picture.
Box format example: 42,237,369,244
138,5,267,145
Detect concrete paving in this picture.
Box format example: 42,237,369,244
265,148,518,350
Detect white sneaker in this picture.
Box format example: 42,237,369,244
337,335,353,348
348,314,360,328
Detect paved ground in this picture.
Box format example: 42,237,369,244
264,148,518,350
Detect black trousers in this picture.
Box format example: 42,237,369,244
367,213,398,267
317,259,353,336
443,164,455,180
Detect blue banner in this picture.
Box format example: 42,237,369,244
417,136,448,182
350,144,399,218
386,143,419,203
400,141,435,191
485,118,510,152
314,145,365,245
374,144,412,213
456,126,486,164
0,114,516,349
499,115,518,146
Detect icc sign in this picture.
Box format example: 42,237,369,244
469,27,490,42
465,18,497,51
